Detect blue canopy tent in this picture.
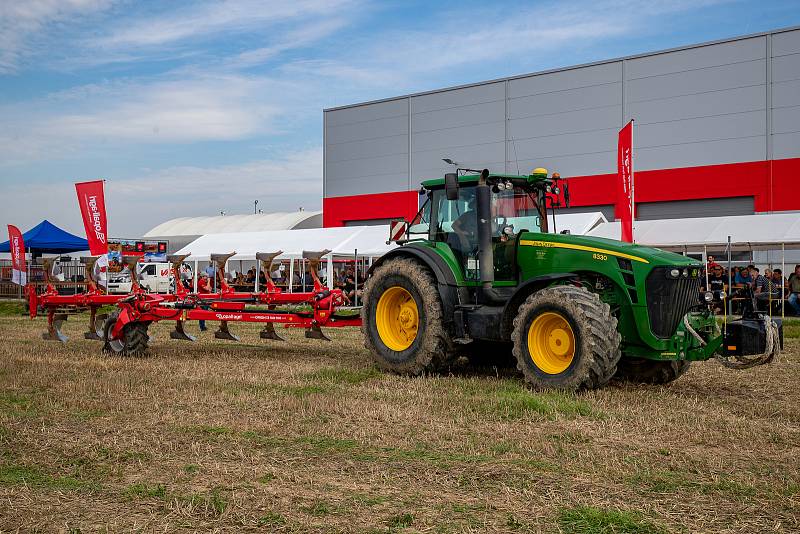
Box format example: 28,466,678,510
0,220,88,254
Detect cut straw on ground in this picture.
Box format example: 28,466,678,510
0,314,798,532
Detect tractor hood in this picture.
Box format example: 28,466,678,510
519,232,700,268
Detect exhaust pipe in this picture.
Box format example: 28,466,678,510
476,171,505,305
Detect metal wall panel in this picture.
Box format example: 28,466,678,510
509,62,621,98
326,114,408,144
507,62,622,176
637,197,754,220
627,85,765,124
325,98,408,127
772,28,800,56
509,105,621,138
326,134,407,163
512,153,616,178
626,37,767,170
771,30,800,160
410,82,505,180
635,137,765,170
324,98,409,197
411,82,503,113
625,60,765,103
508,82,622,118
412,100,503,132
625,37,765,78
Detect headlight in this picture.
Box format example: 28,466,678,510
682,268,689,278
718,290,726,300
669,268,680,278
703,291,713,303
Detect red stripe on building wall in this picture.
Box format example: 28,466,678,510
323,158,800,227
323,190,420,227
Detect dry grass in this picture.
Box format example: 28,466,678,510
0,313,798,533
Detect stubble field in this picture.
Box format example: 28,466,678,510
0,306,798,533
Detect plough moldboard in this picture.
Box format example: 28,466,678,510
27,250,361,355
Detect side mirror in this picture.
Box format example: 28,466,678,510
445,173,459,201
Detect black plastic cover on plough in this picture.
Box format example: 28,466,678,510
28,250,361,355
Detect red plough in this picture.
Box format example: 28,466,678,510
28,250,361,355
27,256,147,342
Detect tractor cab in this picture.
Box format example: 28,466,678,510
407,168,567,284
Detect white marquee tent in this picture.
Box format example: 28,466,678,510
175,225,395,261
587,213,800,252
175,225,396,291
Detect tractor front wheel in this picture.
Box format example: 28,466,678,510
361,258,457,375
512,286,621,390
614,358,691,385
102,312,150,356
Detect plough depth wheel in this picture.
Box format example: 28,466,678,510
102,313,150,356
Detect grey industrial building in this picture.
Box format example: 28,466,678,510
322,26,800,228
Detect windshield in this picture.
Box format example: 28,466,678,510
429,186,541,236
493,186,541,233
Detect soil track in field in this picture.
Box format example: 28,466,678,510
0,312,798,533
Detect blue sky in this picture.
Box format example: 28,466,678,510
1,0,798,236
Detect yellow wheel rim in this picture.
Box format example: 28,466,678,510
527,311,575,374
376,286,419,351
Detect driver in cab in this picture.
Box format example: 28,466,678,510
451,195,509,246
449,193,511,267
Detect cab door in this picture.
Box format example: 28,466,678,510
430,187,480,280
491,185,543,283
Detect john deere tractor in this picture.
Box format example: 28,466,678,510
361,168,781,390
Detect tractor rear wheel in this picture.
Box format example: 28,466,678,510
102,312,150,356
614,358,691,385
512,286,621,390
361,258,457,375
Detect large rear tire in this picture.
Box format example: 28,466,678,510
361,258,457,375
512,285,621,390
614,358,691,385
102,312,150,356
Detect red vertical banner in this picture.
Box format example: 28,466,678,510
7,225,27,286
75,180,109,255
617,120,634,242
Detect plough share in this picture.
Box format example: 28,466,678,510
27,250,360,355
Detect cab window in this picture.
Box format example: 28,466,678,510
493,186,541,234
408,198,431,238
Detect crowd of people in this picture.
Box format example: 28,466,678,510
700,256,800,315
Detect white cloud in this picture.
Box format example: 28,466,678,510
95,0,356,48
1,147,323,236
0,73,314,164
0,0,114,73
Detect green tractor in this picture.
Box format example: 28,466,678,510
361,168,781,390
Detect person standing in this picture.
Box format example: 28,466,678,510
788,265,800,316
197,272,212,331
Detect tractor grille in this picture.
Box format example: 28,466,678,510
645,267,701,339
